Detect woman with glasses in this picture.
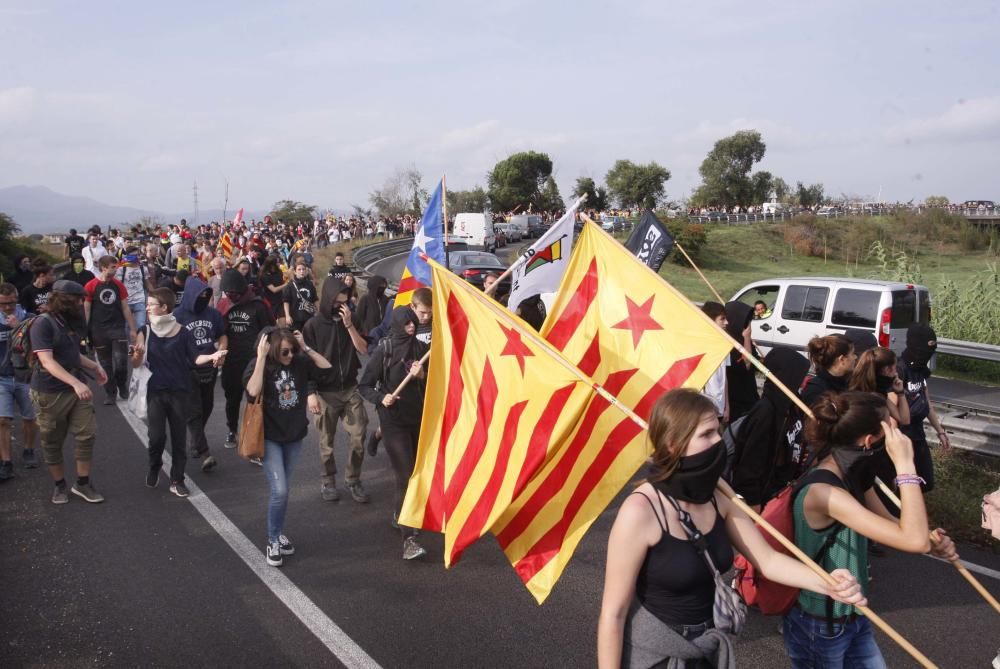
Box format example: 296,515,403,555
244,326,331,567
131,288,226,497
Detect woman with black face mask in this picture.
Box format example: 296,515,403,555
849,347,909,426
598,389,867,669
784,390,958,667
895,323,949,492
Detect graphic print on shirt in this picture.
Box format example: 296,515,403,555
98,286,118,306
185,319,216,348
274,369,298,410
118,266,146,304
227,309,252,335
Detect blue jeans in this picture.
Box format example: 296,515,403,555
783,607,887,668
263,439,303,543
129,302,146,333
0,375,36,420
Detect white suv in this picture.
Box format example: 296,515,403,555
731,277,932,358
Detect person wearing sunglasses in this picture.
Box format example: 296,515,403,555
244,327,331,567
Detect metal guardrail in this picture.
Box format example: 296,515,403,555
687,207,1000,226
351,237,415,272
938,338,1000,363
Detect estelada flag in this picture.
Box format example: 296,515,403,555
491,222,734,602
399,259,597,561
219,231,234,260
395,181,445,308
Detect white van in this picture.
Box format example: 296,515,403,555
731,278,932,358
452,212,497,252
762,201,788,214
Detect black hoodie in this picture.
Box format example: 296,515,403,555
358,307,427,427
897,323,936,439
220,269,273,361
355,274,389,335
724,301,759,420
302,276,362,391
730,348,810,506
174,275,225,363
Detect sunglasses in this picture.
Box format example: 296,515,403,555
280,348,296,357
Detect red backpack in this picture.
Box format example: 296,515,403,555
732,468,845,614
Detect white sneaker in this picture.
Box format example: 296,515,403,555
266,541,282,567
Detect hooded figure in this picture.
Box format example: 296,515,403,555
359,307,426,426
216,268,255,315
730,348,810,507
724,301,759,421
895,323,940,481
302,276,363,391
355,274,389,335
174,275,225,361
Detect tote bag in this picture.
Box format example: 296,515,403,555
238,393,265,460
126,327,151,421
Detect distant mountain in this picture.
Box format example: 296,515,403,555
0,185,268,235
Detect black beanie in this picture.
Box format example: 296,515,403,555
219,268,248,294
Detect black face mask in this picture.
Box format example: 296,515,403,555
875,375,895,394
654,440,727,504
832,438,886,495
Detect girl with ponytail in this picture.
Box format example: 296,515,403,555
800,334,856,408
784,390,958,667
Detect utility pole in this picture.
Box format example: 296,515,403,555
222,179,229,224
193,180,200,225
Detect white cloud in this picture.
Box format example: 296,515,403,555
337,135,395,159
0,86,37,123
885,96,1000,144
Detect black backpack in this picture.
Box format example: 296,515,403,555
2,314,51,382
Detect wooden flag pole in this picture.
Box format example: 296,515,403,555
716,481,938,668
874,478,1000,617
673,241,725,304
389,350,432,401
442,176,450,270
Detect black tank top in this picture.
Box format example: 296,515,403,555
634,491,734,626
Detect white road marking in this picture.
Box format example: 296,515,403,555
120,408,382,669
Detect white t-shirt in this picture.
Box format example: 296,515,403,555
117,265,148,305
82,244,108,272
701,358,730,416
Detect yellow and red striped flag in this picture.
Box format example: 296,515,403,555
493,222,733,601
399,260,598,562
219,230,234,260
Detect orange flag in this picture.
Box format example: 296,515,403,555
493,222,733,602
398,260,597,567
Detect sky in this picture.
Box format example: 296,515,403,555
1,0,998,214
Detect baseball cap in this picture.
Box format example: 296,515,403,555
52,280,85,296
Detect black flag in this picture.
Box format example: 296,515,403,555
624,209,675,272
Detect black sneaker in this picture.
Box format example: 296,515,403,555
71,482,105,503
146,468,160,488
366,430,381,457
189,446,208,459
169,481,190,498
103,393,115,406
0,460,14,482
201,456,218,472
22,448,39,469
278,534,295,556
224,431,237,449
266,541,283,567
402,536,427,560
347,481,370,504
391,511,400,530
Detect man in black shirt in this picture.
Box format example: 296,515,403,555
84,256,136,404
19,260,55,315
64,254,96,287
218,269,273,449
30,280,108,504
64,228,86,260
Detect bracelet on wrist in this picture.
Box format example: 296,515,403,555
894,474,926,487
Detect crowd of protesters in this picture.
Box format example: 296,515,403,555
0,213,970,667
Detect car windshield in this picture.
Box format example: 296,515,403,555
460,254,504,266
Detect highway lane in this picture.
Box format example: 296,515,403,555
4,386,1000,668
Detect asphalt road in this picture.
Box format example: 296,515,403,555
3,383,1000,668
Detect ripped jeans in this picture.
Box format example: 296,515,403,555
262,438,303,543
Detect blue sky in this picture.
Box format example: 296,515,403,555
1,0,998,213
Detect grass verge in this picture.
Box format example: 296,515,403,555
927,448,1000,549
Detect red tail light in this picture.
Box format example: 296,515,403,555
462,269,480,278
878,307,891,347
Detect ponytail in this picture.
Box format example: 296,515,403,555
804,391,887,457
807,334,852,369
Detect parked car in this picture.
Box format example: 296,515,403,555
493,225,507,248
731,277,932,358
447,250,509,292
599,215,631,232
496,222,522,242
816,206,840,218
526,217,547,238
508,214,542,239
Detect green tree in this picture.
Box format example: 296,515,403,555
572,176,609,211
925,195,950,207
370,166,427,217
487,151,553,211
795,182,826,207
447,186,489,214
772,176,791,203
691,130,771,208
539,176,564,211
604,160,671,209
269,200,318,226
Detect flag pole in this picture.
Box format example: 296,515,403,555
674,241,725,303
715,480,937,668
426,255,938,667
442,176,450,270
486,194,587,297
388,350,431,401
874,478,1000,617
